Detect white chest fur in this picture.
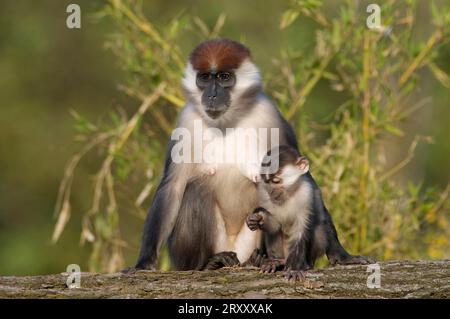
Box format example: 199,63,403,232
259,181,313,242
174,99,285,263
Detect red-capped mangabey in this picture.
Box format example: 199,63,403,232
127,39,301,272
247,146,372,280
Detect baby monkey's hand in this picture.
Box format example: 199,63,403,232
246,207,269,231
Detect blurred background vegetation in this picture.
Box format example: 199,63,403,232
0,0,449,275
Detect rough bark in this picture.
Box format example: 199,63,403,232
0,260,449,298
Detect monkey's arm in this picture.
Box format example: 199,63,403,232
283,233,314,280
247,207,284,260
134,142,188,270
281,212,317,280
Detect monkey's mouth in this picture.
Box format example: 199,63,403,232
205,108,226,119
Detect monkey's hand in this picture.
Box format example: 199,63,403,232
284,268,324,287
260,258,285,273
246,207,269,231
284,253,312,281
241,248,267,268
284,268,307,281
203,251,240,270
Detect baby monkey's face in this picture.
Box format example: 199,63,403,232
261,156,309,205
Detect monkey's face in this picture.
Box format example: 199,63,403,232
264,177,287,205
261,146,310,205
183,39,261,121
196,70,235,119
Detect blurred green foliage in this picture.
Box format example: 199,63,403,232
0,0,449,275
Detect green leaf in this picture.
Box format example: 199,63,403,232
384,123,404,137
430,0,443,26
380,83,392,97
70,109,97,133
331,20,341,50
429,62,450,88
280,10,300,29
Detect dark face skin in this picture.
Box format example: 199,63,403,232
196,70,236,119
262,172,288,205
260,156,309,205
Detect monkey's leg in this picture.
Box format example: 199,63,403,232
322,208,373,265
245,207,285,272
133,172,186,271
168,179,216,270
261,221,285,273
284,233,314,281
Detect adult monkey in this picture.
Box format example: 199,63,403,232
131,39,344,271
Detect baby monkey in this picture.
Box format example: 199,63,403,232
247,146,370,280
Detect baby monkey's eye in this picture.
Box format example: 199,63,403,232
271,177,281,184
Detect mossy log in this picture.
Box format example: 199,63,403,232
1,260,449,298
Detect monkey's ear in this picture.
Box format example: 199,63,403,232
295,156,310,174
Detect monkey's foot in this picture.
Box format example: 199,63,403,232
331,254,374,266
203,251,240,270
261,258,285,273
284,269,307,281
121,267,138,274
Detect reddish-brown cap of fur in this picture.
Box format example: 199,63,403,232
189,39,251,72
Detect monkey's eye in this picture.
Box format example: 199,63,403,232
217,72,231,82
198,73,212,81
271,177,281,184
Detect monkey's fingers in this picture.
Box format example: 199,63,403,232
246,219,261,231
204,251,240,270
222,252,240,267
247,213,263,222
254,253,267,268
260,259,284,273
121,267,138,274
337,255,374,265
242,248,264,267
284,269,306,281
260,265,276,273
246,214,264,230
